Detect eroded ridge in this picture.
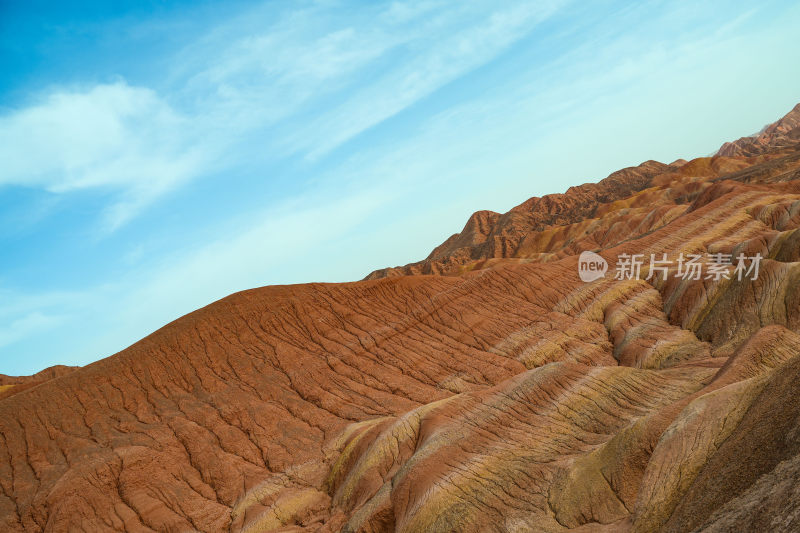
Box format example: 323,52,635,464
2,104,800,532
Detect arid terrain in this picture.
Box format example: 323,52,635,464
2,104,800,532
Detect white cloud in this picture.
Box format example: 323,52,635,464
0,0,567,232
0,82,209,230
281,1,566,158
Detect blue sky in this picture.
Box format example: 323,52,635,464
1,0,799,376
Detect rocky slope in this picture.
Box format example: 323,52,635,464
2,104,800,532
366,103,800,280
0,366,78,401
717,103,800,157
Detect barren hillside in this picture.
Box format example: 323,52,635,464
2,104,800,532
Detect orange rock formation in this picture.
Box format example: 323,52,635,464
2,104,800,532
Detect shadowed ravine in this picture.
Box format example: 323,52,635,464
2,104,800,532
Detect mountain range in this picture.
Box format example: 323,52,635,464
2,103,800,532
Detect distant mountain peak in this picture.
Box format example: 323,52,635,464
717,102,800,157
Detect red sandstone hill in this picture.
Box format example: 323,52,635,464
0,366,78,401
3,104,800,532
366,102,800,281
717,103,800,157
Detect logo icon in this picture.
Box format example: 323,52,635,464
578,251,607,282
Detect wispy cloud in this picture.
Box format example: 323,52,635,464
0,82,208,230
0,0,566,232
279,1,566,158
